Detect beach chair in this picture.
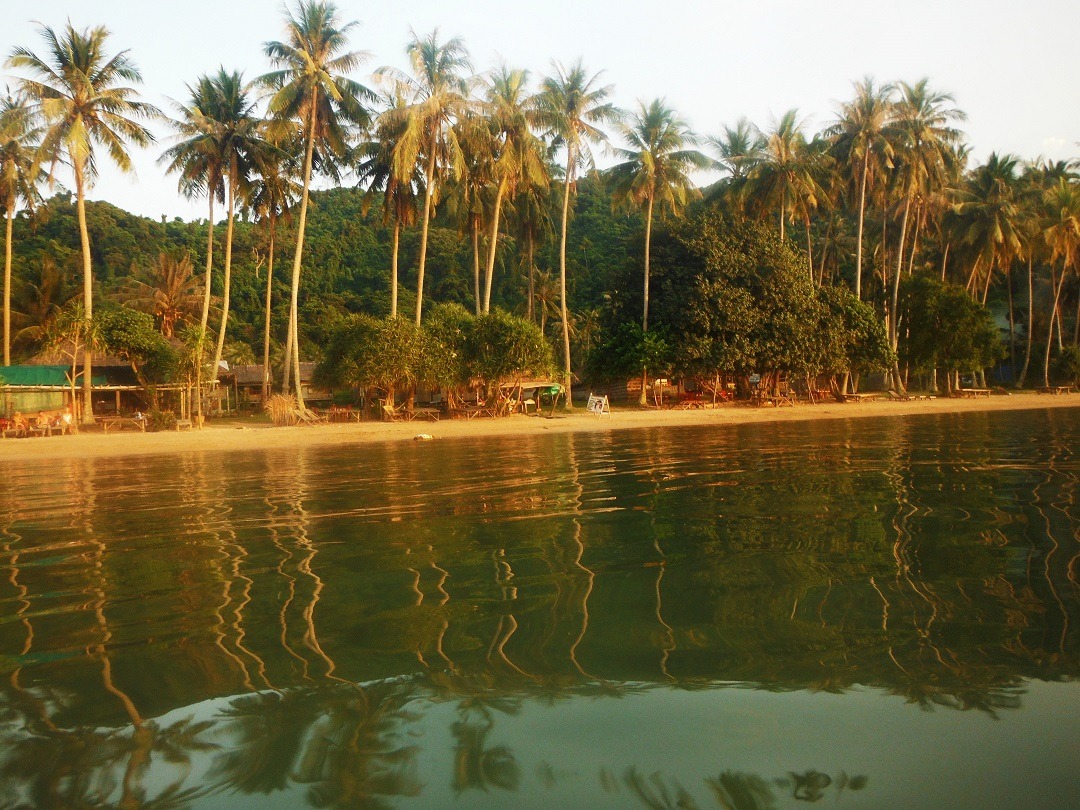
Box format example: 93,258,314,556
382,403,404,422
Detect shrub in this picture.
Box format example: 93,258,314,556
147,410,177,432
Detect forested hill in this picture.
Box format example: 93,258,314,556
4,175,642,365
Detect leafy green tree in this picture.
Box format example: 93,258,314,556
316,314,426,403
262,0,371,410
0,91,43,365
464,308,553,393
96,307,178,397
8,21,158,422
898,275,1003,393
536,59,618,407
378,29,472,325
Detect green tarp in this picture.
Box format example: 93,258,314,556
0,365,111,387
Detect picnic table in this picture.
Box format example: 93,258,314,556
958,388,991,398
1037,385,1074,395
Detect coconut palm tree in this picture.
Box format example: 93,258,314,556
118,252,203,338
355,89,420,319
481,65,548,314
744,109,825,247
1042,178,1080,386
886,80,965,358
535,59,618,408
262,0,371,411
7,22,157,422
378,29,472,325
510,176,553,323
199,70,274,384
247,136,301,401
826,77,896,299
708,117,762,182
954,153,1023,305
443,107,493,315
610,98,708,403
0,91,43,366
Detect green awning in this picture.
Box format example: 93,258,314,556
0,365,110,387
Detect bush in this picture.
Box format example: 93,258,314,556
1052,344,1080,385
147,410,177,432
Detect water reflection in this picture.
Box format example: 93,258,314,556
1,408,1078,807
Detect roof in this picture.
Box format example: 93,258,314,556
229,362,316,385
0,364,139,389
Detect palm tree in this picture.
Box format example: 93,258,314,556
610,98,707,403
201,70,272,384
826,77,896,299
247,137,301,401
7,22,157,422
536,59,618,408
744,109,826,249
262,0,371,411
1042,178,1080,386
885,80,964,391
954,153,1023,305
510,176,553,323
708,117,762,182
443,107,493,315
378,29,472,325
0,90,43,366
481,65,548,313
11,255,73,353
355,89,419,319
118,252,203,338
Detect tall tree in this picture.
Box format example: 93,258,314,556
248,136,301,401
708,117,763,182
117,252,202,338
481,65,548,313
7,22,157,422
378,29,472,325
954,153,1023,305
355,89,419,319
1042,178,1080,386
885,80,964,388
610,98,707,403
202,70,272,383
745,110,825,247
0,91,43,366
262,0,370,411
826,77,896,299
536,59,618,407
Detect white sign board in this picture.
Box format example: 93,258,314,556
586,394,610,416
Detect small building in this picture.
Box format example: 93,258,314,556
226,362,331,409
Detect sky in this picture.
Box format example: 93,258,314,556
3,0,1078,221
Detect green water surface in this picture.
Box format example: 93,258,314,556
1,408,1078,808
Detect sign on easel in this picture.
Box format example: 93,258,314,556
586,393,610,416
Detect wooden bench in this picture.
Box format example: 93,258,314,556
175,419,194,431
958,388,991,398
1037,386,1074,395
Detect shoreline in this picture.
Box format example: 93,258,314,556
2,392,1078,463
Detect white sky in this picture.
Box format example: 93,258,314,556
3,0,1078,220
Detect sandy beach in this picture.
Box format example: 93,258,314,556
1,392,1076,462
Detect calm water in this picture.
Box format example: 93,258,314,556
1,409,1079,809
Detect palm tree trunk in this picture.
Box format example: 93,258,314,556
855,151,869,299
980,257,994,305
390,219,400,319
1006,266,1016,379
639,195,655,407
415,137,438,326
199,193,215,421
1044,264,1066,387
4,206,12,366
483,179,508,314
287,116,318,412
526,233,535,322
261,214,276,402
1017,255,1035,388
212,172,236,384
804,219,813,281
559,153,575,409
907,209,921,276
472,218,481,315
941,242,950,281
779,188,786,241
74,160,94,424
889,195,912,394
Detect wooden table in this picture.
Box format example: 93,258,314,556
1037,386,1074,395
958,388,991,398
843,392,880,403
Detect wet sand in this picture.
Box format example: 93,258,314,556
2,392,1077,462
